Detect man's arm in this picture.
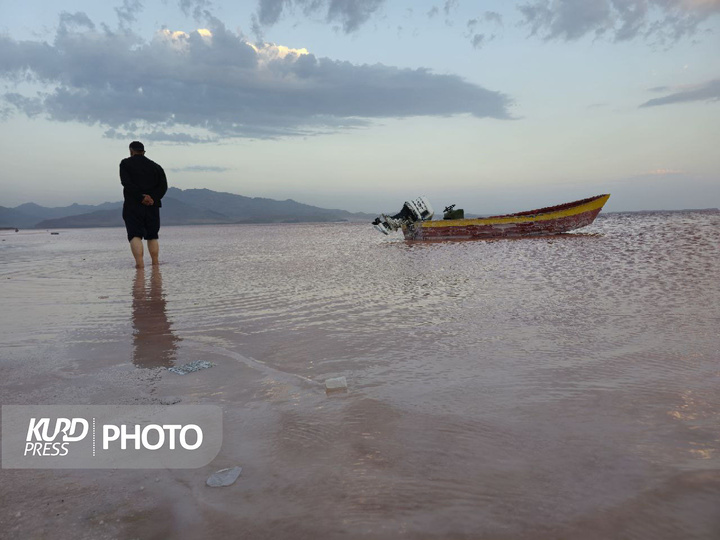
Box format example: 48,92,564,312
119,160,146,203
150,163,168,203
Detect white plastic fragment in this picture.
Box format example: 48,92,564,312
325,376,348,392
206,466,242,487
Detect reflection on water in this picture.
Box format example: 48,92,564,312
2,211,719,538
131,267,179,368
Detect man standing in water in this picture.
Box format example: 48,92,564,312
120,141,168,268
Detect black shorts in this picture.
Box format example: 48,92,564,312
123,203,160,242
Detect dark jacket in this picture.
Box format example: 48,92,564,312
119,155,168,207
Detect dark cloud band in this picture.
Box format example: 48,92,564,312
519,0,720,43
640,79,720,108
0,15,511,141
256,0,386,34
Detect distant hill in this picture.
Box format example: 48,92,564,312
2,188,374,229
33,197,235,229
16,201,122,220
0,207,38,229
34,208,123,229
165,187,371,223
1,201,123,228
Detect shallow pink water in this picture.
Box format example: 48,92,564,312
1,211,719,538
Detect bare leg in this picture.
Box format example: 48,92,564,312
147,239,159,266
130,237,144,268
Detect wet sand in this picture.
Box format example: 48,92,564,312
1,214,719,539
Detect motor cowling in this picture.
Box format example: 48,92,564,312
373,197,434,235
404,197,434,221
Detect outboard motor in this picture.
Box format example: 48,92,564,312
373,197,434,235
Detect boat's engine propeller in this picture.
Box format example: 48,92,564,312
373,197,434,235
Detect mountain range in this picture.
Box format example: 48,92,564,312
0,188,375,229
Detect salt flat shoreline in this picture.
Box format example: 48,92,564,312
3,316,719,540
2,216,719,539
0,317,337,539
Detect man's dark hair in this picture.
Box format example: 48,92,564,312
129,141,145,151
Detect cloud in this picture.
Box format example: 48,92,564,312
179,0,213,19
466,12,501,49
0,15,512,141
518,0,720,42
444,0,458,16
169,165,232,172
115,0,143,28
484,11,503,25
639,79,720,107
255,0,386,33
4,93,46,117
471,34,485,49
58,11,97,31
328,0,385,32
257,0,287,26
104,127,218,143
467,11,503,31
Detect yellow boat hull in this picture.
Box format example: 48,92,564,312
403,194,610,241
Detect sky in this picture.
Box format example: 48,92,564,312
0,0,719,214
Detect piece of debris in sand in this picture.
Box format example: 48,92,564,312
167,360,215,375
206,466,242,487
325,376,348,393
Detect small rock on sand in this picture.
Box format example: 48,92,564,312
325,376,348,393
206,466,242,487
